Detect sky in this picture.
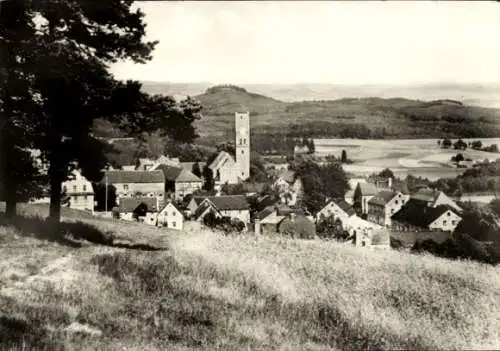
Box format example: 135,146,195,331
109,1,500,85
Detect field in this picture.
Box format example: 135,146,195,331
315,138,500,180
1,204,500,350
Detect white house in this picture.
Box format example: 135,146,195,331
62,170,95,213
391,199,462,232
411,188,462,213
344,215,383,241
104,170,165,200
367,190,410,227
316,199,356,225
157,202,184,230
116,197,159,225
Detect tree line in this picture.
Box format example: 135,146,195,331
0,1,201,226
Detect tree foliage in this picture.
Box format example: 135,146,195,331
293,160,349,214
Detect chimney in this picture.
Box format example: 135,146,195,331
254,219,261,236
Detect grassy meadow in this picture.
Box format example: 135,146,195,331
0,204,499,350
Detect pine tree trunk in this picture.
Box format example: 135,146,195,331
48,151,63,225
4,181,17,218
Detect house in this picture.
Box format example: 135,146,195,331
104,170,165,200
180,161,206,175
62,170,95,213
155,164,203,200
411,188,462,213
353,182,378,215
391,199,462,232
186,196,207,215
149,155,182,170
157,202,184,230
254,204,294,234
344,215,383,241
355,228,391,250
136,157,157,171
273,169,303,206
193,195,250,224
367,190,410,227
316,199,356,225
117,197,159,225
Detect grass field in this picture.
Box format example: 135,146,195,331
1,204,499,350
315,138,500,180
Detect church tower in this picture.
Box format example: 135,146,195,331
235,111,250,180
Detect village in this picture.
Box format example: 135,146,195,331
37,110,467,251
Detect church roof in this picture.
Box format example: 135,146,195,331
208,151,235,171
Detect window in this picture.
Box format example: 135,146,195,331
173,221,176,227
124,184,129,190
395,200,398,205
84,195,88,200
447,212,450,216
451,220,456,225
443,220,447,225
244,138,246,144
241,150,244,154
83,185,87,192
73,185,77,192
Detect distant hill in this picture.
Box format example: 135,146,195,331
93,83,500,153
141,81,500,108
189,85,500,145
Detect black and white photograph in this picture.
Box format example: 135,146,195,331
1,0,499,350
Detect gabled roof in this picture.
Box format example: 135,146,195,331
180,162,206,173
105,170,165,184
155,165,201,183
334,199,356,216
159,201,181,214
411,188,440,202
193,200,219,220
356,182,378,196
118,197,158,212
209,151,235,171
368,190,398,206
206,195,250,211
255,206,276,221
391,199,458,228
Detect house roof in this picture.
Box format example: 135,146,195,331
105,170,165,184
205,195,250,211
255,206,276,221
193,200,218,220
333,199,356,216
180,162,206,173
391,199,458,228
411,188,440,202
209,151,235,171
155,165,201,183
159,201,181,213
357,182,378,196
118,197,158,212
368,191,398,206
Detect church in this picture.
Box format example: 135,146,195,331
208,111,251,186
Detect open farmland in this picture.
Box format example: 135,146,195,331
0,204,499,350
315,138,500,180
